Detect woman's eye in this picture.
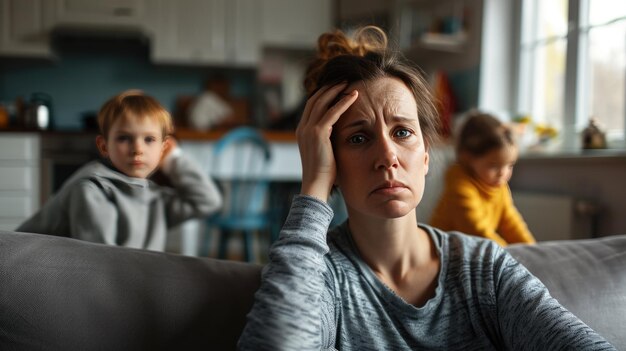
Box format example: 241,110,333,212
394,128,412,138
145,137,156,143
348,134,367,144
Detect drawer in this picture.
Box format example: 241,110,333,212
0,166,35,190
0,135,39,161
0,196,33,218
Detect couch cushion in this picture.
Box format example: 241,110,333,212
507,235,626,349
0,230,262,351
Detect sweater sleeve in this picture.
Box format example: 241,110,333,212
443,175,508,246
495,248,616,350
159,151,223,227
497,187,536,244
67,180,119,245
238,195,337,351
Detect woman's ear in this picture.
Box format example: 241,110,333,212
95,135,108,158
423,151,430,175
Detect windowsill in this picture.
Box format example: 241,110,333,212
519,147,626,161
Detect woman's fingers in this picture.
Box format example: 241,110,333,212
307,83,349,126
319,90,358,130
300,83,347,127
296,86,359,201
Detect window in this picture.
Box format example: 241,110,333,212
518,0,626,148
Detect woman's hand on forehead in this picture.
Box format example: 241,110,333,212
296,83,359,202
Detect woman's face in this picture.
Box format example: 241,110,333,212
333,77,429,219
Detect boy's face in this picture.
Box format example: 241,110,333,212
96,115,165,178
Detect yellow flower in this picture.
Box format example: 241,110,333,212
534,124,558,139
513,114,532,124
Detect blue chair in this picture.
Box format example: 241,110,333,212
203,127,272,262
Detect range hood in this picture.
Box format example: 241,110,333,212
50,25,150,53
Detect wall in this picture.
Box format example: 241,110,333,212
478,0,518,117
509,154,626,237
0,39,256,130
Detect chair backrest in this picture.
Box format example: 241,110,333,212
211,127,272,219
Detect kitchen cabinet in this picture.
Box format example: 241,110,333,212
1,0,330,63
231,0,261,65
261,0,332,49
147,0,260,66
394,0,483,73
0,0,55,58
0,134,40,231
48,0,148,29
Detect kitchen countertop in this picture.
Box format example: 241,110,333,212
0,127,297,142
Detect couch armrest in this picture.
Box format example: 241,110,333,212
0,230,262,351
507,235,626,349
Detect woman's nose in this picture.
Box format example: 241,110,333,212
374,137,399,170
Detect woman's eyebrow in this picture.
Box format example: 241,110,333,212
393,115,414,121
386,115,419,124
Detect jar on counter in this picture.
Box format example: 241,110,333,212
581,117,607,149
0,100,18,129
0,104,8,129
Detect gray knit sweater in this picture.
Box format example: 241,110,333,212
238,195,615,350
17,152,222,251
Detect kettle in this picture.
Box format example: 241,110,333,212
24,92,54,130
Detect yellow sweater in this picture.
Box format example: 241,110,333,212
430,163,535,246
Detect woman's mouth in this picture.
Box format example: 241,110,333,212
371,181,408,195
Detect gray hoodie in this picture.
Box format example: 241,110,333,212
17,152,222,251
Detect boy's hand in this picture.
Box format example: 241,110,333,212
152,137,179,186
160,137,178,166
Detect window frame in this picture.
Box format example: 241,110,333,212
514,0,626,150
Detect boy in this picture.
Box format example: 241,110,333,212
17,90,223,251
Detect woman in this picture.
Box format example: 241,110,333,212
238,26,614,350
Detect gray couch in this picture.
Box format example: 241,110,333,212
1,230,625,350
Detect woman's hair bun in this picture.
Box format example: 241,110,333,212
317,25,387,60
304,26,389,95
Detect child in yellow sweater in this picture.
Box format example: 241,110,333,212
430,113,536,246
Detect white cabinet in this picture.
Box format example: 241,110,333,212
148,0,260,66
48,0,147,29
1,0,332,63
0,134,40,231
0,0,148,58
0,0,55,58
261,0,332,49
394,0,483,73
149,0,330,65
231,0,261,65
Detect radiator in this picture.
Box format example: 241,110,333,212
512,192,597,241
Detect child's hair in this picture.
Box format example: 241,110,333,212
456,112,515,157
304,25,440,149
97,90,174,139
